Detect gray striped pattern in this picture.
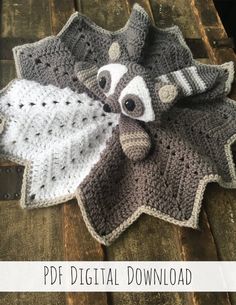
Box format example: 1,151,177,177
158,65,222,97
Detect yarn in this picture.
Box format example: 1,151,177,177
0,80,118,207
0,3,235,245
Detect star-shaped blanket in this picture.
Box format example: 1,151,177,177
0,4,236,245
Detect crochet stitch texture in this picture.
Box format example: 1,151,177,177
0,80,118,207
13,5,151,95
0,3,235,245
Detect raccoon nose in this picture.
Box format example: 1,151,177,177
103,104,111,113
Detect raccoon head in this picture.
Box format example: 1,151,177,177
97,62,178,123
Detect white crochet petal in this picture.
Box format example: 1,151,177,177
0,79,119,208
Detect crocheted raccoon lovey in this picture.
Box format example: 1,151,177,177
76,50,232,161
75,48,236,244
1,3,236,245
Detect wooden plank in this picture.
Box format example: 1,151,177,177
185,38,208,59
192,0,220,27
49,0,75,35
107,215,192,305
48,2,108,305
205,27,236,63
191,0,236,63
78,0,129,31
63,201,107,305
0,60,16,88
178,211,231,305
205,185,236,305
149,0,201,38
0,0,51,39
0,1,65,304
0,201,65,305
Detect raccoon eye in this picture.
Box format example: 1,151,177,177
97,64,128,96
97,71,111,93
124,99,136,112
122,95,144,117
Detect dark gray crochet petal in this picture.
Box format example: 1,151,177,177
13,36,90,94
76,99,236,245
76,125,218,245
163,99,236,181
13,4,151,89
60,4,151,64
140,25,194,76
11,3,236,246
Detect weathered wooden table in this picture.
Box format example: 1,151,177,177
0,0,236,304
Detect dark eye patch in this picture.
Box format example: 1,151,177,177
97,70,111,93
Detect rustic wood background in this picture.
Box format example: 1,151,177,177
0,0,236,304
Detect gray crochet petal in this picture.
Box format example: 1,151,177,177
14,36,89,94
60,4,151,63
140,23,234,100
163,99,236,181
9,3,236,246
13,4,151,91
140,25,194,76
77,99,236,245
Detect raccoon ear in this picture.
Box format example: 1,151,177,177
124,4,151,62
108,4,151,62
75,61,106,100
155,82,179,104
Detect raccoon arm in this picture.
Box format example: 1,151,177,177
119,114,151,161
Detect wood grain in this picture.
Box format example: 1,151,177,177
62,201,107,305
78,0,129,31
0,60,16,88
48,2,108,305
190,1,236,304
0,201,65,305
0,1,235,305
177,211,231,305
191,0,236,64
0,1,66,304
106,215,191,305
149,0,201,38
0,0,51,39
49,0,75,35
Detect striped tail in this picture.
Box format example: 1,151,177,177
157,62,233,99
